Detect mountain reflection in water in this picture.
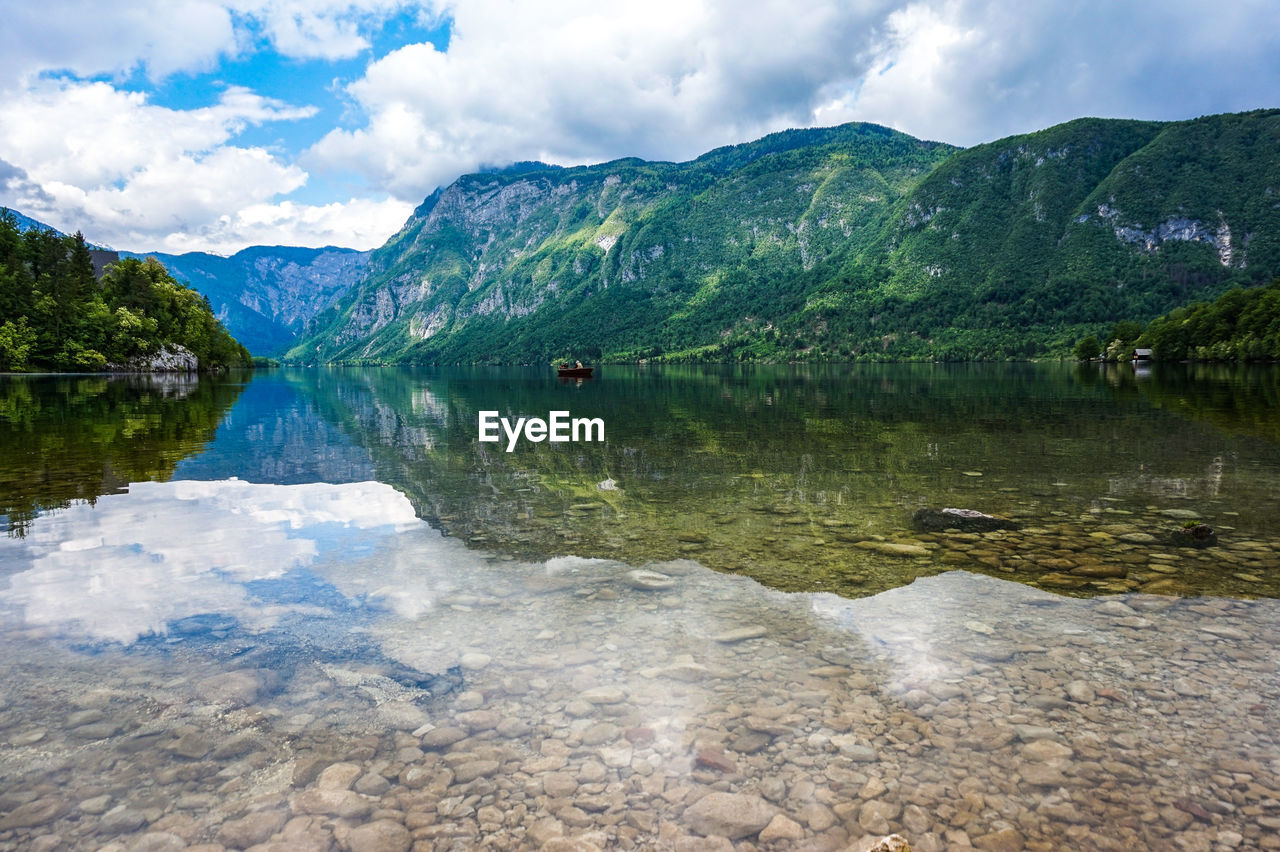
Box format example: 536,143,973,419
6,364,1280,605
168,365,1280,601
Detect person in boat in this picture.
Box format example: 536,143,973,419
575,360,583,368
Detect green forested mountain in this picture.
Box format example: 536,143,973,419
0,212,251,371
288,123,958,363
284,110,1280,364
863,112,1280,358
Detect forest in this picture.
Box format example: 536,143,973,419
1075,280,1280,362
0,211,250,371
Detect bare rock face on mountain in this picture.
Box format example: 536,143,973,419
122,246,372,356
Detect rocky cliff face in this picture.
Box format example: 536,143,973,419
321,169,671,353
124,246,372,355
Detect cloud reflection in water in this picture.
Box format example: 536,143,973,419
0,479,419,643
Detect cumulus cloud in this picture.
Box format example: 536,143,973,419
237,0,423,61
0,0,239,84
0,0,421,83
0,157,55,208
0,82,314,189
306,0,897,198
818,0,1280,145
157,196,414,253
0,80,326,250
0,1,425,251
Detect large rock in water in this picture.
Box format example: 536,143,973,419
109,343,199,372
1168,524,1218,548
913,507,1019,533
683,792,778,839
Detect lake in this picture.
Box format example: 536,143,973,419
1,364,1278,850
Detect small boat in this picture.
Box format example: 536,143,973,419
557,366,593,378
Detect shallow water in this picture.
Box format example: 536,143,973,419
1,365,1279,850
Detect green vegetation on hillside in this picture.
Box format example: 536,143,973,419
1141,281,1280,361
1072,279,1280,362
287,124,958,364
1079,280,1280,362
0,211,250,371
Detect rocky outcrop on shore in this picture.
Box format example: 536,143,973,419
108,344,199,372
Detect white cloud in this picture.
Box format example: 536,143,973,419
0,2,425,252
0,158,55,207
0,81,314,190
307,0,896,198
0,1,422,83
3,0,1279,254
817,0,1280,146
310,0,1280,202
158,196,415,253
0,80,334,251
0,78,405,253
0,0,240,84
235,0,422,61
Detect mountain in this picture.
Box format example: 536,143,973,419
0,205,370,356
3,208,65,237
856,111,1280,357
286,123,956,363
122,246,372,356
284,110,1280,364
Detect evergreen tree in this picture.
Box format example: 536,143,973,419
0,214,251,371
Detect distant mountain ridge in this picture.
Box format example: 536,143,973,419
120,245,372,355
285,109,1280,363
3,208,64,237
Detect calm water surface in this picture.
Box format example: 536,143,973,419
0,364,1278,850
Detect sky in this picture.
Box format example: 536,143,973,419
0,0,1277,256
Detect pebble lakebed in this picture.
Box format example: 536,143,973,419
443,495,1280,601
2,535,1279,852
